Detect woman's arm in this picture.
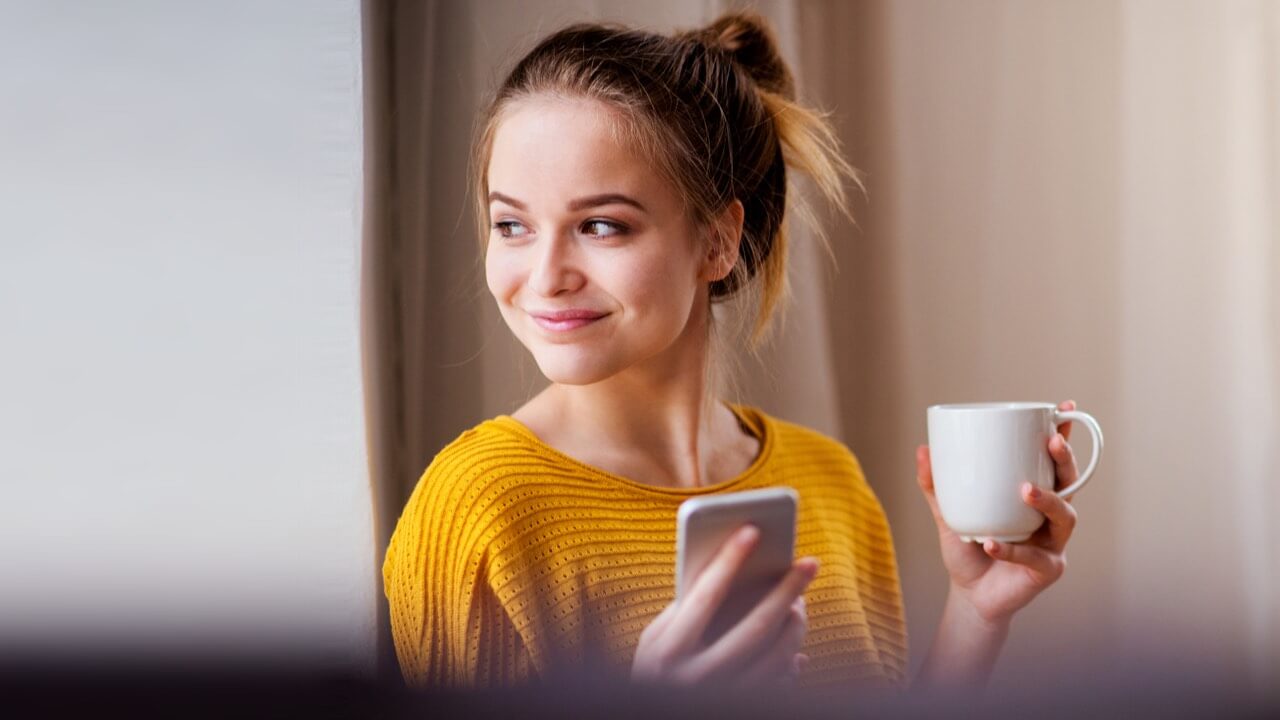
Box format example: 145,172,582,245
383,460,538,688
913,588,1010,692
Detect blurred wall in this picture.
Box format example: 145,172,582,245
804,0,1128,687
0,1,375,670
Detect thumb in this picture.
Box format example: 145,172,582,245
915,445,948,530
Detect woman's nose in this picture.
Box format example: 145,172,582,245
527,230,584,297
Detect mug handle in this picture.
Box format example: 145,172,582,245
1052,410,1104,500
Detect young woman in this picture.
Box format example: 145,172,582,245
382,11,1081,693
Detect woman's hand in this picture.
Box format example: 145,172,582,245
915,400,1082,626
631,525,818,687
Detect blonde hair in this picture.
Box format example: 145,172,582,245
470,11,860,402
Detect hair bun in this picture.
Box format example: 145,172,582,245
687,11,795,99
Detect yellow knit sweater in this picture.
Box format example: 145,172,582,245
383,403,908,691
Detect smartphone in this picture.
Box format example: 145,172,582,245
675,487,798,644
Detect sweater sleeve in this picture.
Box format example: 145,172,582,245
382,452,536,688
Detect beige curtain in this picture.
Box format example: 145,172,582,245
362,0,1279,691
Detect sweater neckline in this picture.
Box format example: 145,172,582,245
488,401,774,497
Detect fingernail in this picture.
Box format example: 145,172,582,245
737,525,759,546
797,557,820,579
1025,483,1041,499
985,540,1000,555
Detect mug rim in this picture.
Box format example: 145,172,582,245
928,401,1057,412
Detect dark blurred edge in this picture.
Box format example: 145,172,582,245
2,659,1275,719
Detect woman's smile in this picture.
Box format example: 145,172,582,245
529,311,610,333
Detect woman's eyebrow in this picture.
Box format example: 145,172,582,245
567,193,648,214
488,191,648,214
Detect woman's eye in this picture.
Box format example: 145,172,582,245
492,221,528,239
582,219,624,238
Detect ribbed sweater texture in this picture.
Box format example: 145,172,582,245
383,403,909,691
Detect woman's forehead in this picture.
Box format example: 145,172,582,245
495,95,632,148
488,97,676,212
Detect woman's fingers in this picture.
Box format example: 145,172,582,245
691,557,819,678
733,599,808,687
1057,400,1075,441
664,525,760,653
1048,432,1080,500
638,599,679,642
982,539,1066,585
1022,482,1078,551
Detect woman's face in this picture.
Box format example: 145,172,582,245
485,97,713,386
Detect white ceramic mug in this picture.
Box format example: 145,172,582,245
926,402,1104,543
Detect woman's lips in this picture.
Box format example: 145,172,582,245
531,314,606,332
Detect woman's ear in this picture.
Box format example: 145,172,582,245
700,199,745,282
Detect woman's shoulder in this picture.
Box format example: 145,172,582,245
754,408,867,472
385,416,554,571
749,407,881,502
399,415,548,515
425,414,535,472
752,409,898,556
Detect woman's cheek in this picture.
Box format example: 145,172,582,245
620,259,693,329
484,251,521,305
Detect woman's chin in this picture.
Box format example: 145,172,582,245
533,354,618,386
